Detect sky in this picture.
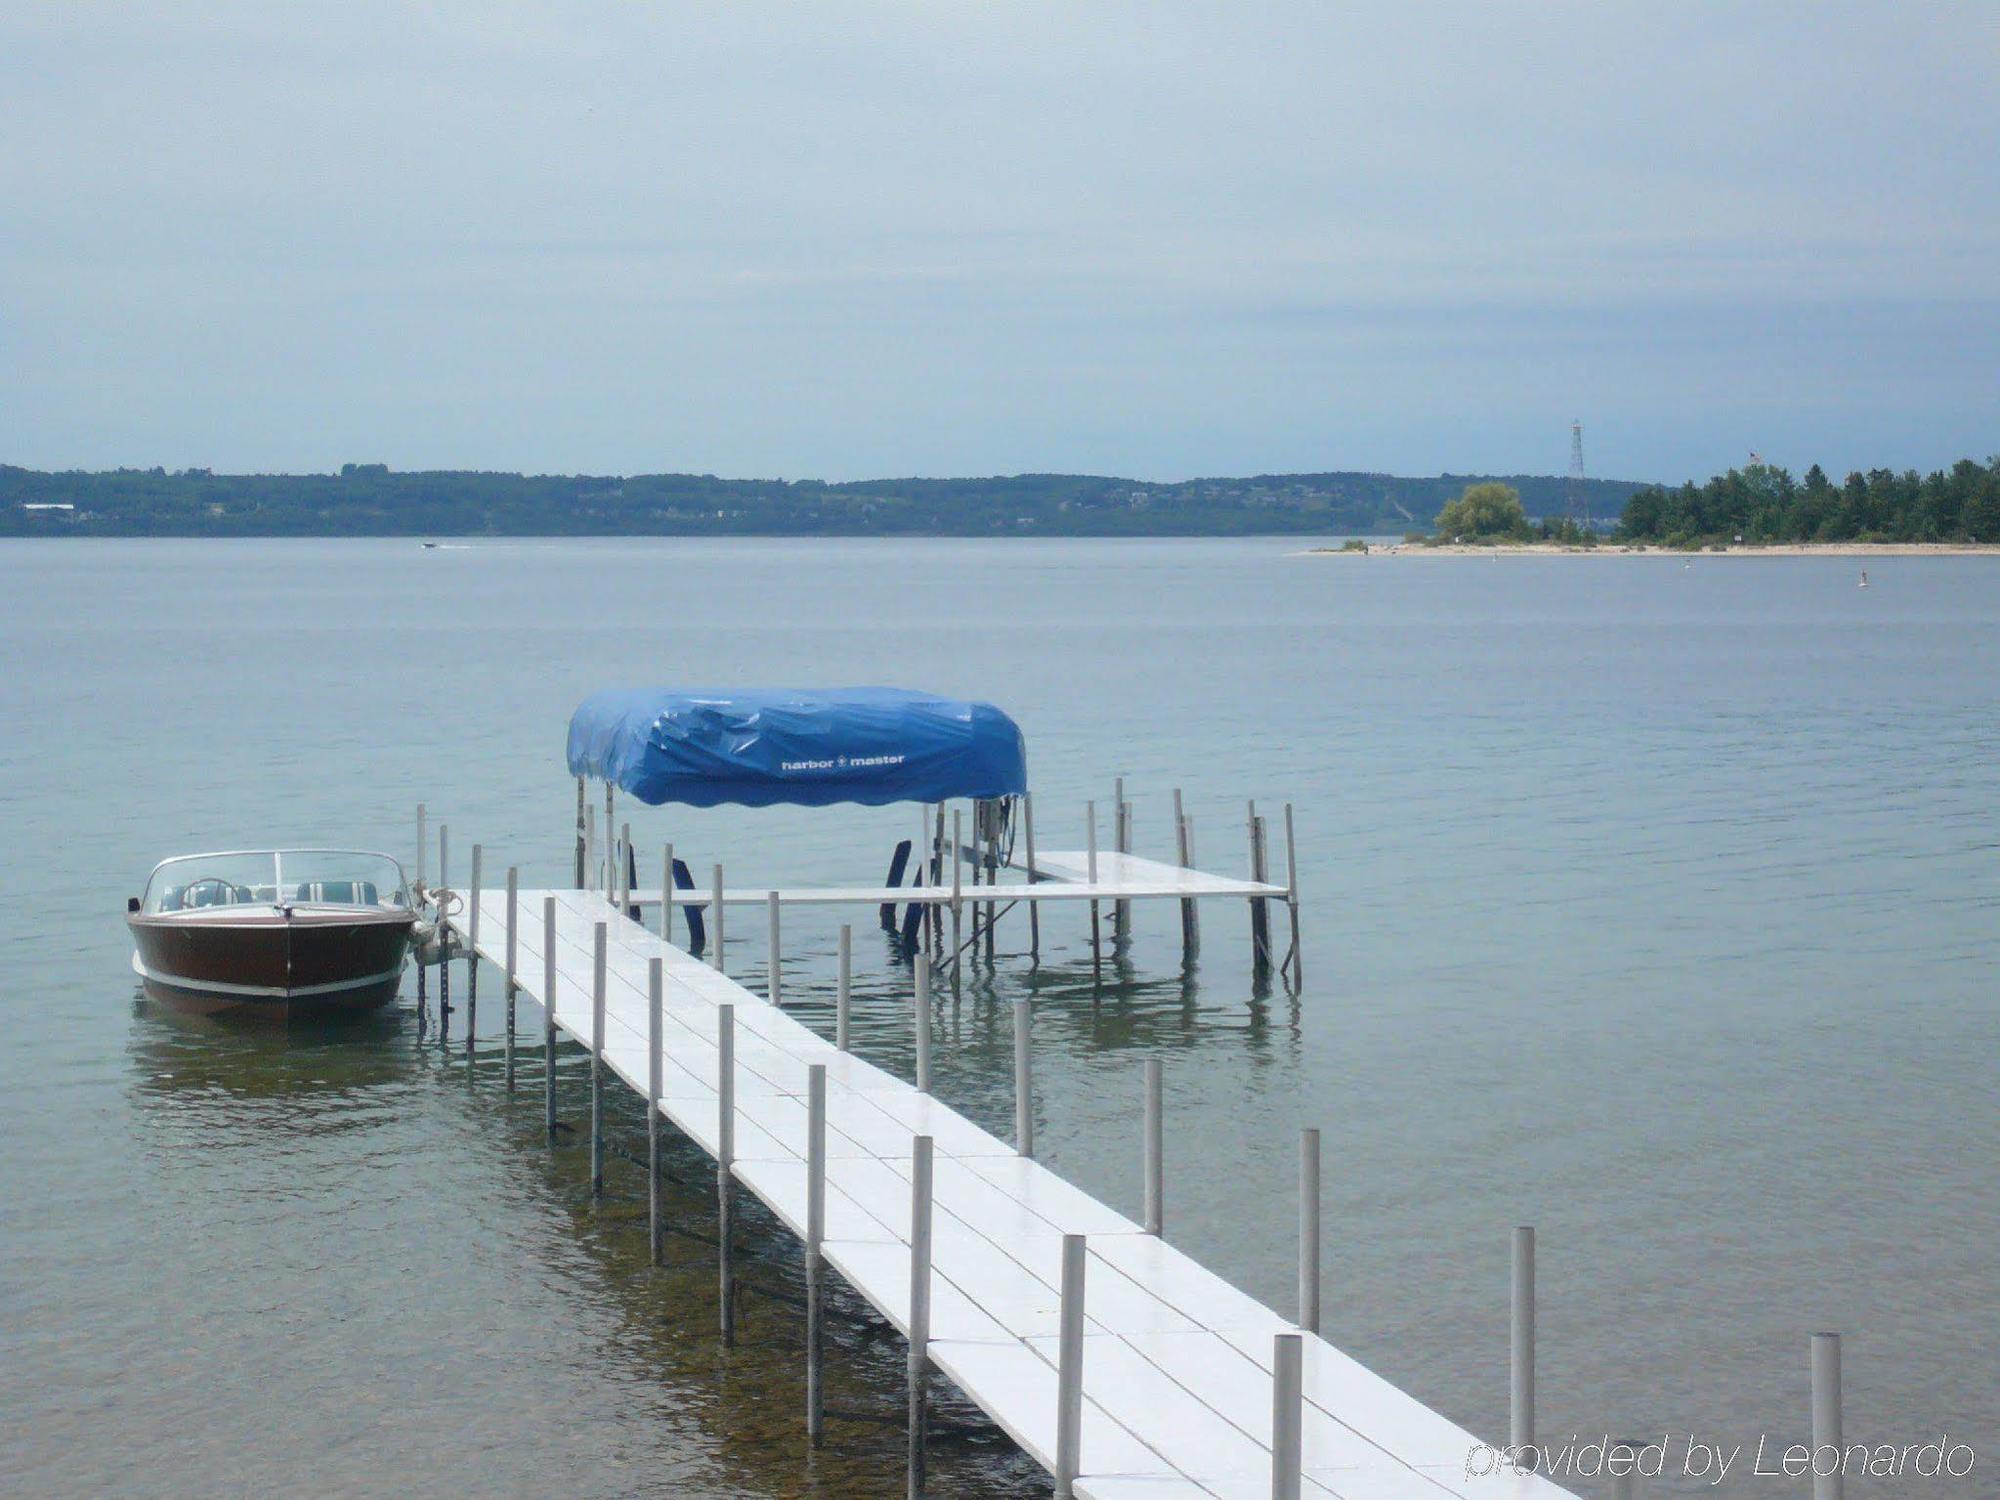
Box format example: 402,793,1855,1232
2,3,1994,485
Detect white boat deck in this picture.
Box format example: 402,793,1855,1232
449,888,1568,1500
624,849,1289,909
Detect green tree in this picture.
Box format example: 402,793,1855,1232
1619,487,1664,540
1964,460,2000,541
1787,463,1833,538
1618,455,2000,545
1433,482,1529,541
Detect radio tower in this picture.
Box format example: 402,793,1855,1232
1566,420,1590,533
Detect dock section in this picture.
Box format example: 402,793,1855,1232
447,886,1571,1500
627,858,1285,908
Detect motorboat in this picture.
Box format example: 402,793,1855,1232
127,849,419,1019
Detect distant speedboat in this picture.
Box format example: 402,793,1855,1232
127,850,419,1019
422,541,439,550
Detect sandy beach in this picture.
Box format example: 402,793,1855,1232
1306,541,2000,557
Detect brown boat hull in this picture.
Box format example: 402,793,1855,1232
127,907,413,1021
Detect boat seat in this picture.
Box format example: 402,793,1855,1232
291,881,379,905
183,883,254,907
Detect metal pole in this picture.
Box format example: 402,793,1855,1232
466,842,482,1051
543,897,558,1141
1013,999,1033,1157
1249,807,1272,978
1055,1233,1086,1499
648,957,664,1266
619,820,631,917
1173,788,1197,958
416,803,428,1022
589,922,606,1198
949,809,963,994
584,806,597,893
914,954,932,1093
710,863,726,973
1114,776,1130,939
931,804,945,961
836,924,852,1051
1257,816,1271,910
662,842,675,943
1510,1226,1535,1465
766,890,782,1005
438,824,450,1038
1183,812,1201,955
717,1003,736,1346
1272,1331,1303,1500
907,1134,934,1499
1283,803,1302,986
913,806,928,951
1143,1058,1164,1236
960,804,976,956
604,784,614,893
1244,800,1258,967
1299,1128,1321,1335
918,805,933,959
805,1063,827,1446
1812,1333,1843,1500
1087,801,1102,984
932,804,948,956
1023,791,1041,961
1610,1438,1645,1500
574,776,585,888
983,801,996,963
503,866,518,1091
914,805,931,954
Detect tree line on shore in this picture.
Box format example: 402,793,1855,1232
1616,457,2000,545
12,456,1993,544
1418,457,2000,547
0,463,1644,537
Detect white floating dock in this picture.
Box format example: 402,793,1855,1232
448,888,1571,1499
1017,848,1287,900
625,850,1288,908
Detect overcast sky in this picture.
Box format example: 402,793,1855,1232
3,3,1994,483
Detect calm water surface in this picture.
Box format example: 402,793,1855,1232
1,539,1994,1497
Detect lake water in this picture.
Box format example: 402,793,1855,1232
1,538,1993,1498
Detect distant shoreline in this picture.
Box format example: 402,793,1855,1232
1306,541,2000,558
0,464,1651,540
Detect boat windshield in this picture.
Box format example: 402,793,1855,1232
278,851,411,910
142,851,411,914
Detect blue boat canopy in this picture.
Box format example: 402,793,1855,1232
566,688,1028,808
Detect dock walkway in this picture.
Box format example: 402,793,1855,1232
625,849,1288,909
449,887,1566,1499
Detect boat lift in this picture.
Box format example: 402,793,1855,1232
559,686,1302,992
